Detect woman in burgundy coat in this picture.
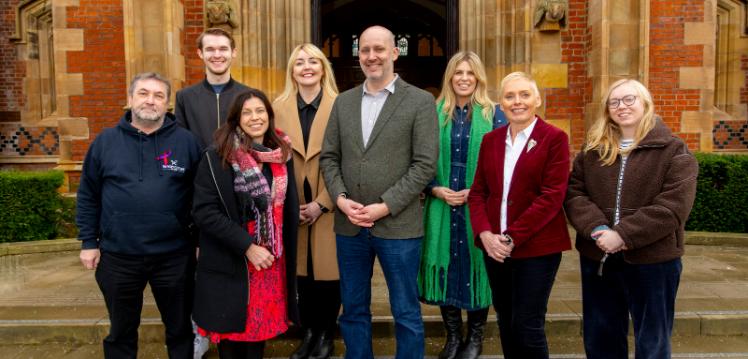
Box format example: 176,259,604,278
467,72,571,359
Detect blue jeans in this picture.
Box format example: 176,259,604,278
484,252,562,359
336,229,424,359
580,254,682,359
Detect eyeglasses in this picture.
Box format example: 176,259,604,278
607,95,637,109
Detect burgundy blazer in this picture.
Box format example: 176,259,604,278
468,117,571,259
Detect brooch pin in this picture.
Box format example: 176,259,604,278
527,139,537,153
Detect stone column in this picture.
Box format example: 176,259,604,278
123,0,185,96
236,0,310,99
586,0,649,128
459,0,570,134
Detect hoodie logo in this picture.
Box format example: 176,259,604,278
156,150,186,173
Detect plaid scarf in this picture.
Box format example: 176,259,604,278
230,129,290,257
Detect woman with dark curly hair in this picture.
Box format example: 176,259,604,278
192,88,300,359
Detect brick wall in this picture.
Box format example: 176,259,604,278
0,0,25,120
547,0,590,153
649,0,705,151
183,0,205,86
66,0,127,161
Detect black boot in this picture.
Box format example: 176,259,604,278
308,329,334,359
439,306,463,359
457,308,488,359
289,328,315,359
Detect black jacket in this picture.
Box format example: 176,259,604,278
192,149,300,333
76,112,202,254
175,77,249,148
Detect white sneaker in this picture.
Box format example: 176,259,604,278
193,333,209,359
192,320,209,359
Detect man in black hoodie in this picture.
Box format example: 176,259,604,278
77,72,202,359
175,27,249,148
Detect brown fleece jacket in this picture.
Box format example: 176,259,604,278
565,119,699,264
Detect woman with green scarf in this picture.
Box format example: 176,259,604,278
418,51,506,359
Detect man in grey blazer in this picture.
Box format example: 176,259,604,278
320,25,438,359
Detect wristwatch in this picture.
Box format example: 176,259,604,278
317,202,329,213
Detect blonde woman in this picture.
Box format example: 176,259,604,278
565,79,698,358
419,51,506,359
274,43,339,359
468,72,571,358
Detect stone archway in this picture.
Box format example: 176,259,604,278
314,0,457,93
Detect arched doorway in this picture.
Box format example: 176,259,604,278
313,0,458,93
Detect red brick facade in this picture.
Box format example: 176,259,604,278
1,0,747,169
0,0,25,121
66,0,127,161
649,0,705,151
183,0,206,87
548,0,591,152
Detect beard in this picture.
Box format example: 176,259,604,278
132,106,164,123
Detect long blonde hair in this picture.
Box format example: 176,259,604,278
276,43,339,102
436,51,495,123
584,79,657,165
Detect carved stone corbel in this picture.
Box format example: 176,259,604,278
533,0,567,32
206,0,239,33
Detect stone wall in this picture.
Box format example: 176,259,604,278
1,0,747,183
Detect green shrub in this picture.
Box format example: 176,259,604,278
0,170,65,242
57,195,79,239
686,153,748,233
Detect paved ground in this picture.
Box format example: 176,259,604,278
1,243,748,357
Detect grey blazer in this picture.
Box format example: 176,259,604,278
320,77,439,238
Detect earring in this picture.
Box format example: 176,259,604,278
235,126,245,139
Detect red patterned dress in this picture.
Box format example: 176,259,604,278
198,222,289,343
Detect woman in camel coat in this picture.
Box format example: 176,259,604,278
274,43,339,359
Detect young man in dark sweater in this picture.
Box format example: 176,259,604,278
175,28,249,148
77,72,202,359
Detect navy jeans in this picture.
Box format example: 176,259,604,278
484,252,562,359
336,229,424,359
580,254,682,359
95,251,194,359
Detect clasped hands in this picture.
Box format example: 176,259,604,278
591,229,627,254
336,195,389,227
299,201,323,225
432,187,469,206
479,231,514,263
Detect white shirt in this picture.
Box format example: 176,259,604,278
501,118,538,232
361,75,398,146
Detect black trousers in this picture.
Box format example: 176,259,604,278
297,225,342,334
95,250,194,359
218,340,265,359
484,252,562,359
297,275,341,333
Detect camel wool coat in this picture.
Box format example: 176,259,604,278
274,92,339,280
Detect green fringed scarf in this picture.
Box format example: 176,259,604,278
418,100,492,308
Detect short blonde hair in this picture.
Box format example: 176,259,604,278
584,78,657,165
499,71,541,100
436,51,495,123
276,43,338,102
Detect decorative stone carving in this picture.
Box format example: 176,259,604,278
533,0,567,32
206,0,239,32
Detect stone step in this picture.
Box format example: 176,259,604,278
3,335,748,358
1,307,747,357
2,242,748,357
1,303,747,346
